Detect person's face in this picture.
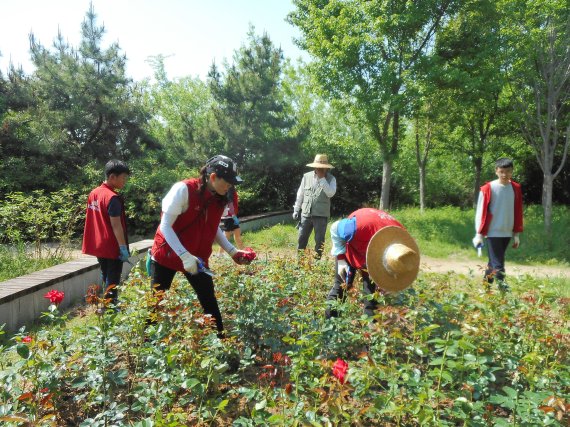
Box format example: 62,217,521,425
495,166,513,184
107,172,129,189
315,168,327,178
209,172,233,195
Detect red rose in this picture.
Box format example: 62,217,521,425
242,247,257,262
44,289,65,305
332,358,349,384
22,336,32,343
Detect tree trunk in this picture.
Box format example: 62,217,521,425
473,156,483,207
380,158,392,210
542,172,553,238
419,164,426,212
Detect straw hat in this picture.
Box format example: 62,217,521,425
366,226,420,292
306,154,334,169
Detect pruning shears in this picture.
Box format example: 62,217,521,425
196,257,215,276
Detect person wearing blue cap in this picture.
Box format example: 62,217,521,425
326,208,420,319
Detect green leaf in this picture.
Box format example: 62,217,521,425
16,344,30,359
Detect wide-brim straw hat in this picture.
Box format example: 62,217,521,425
366,226,420,292
306,154,334,169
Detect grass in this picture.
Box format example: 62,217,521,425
0,243,69,282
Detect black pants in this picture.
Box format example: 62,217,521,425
150,260,224,332
97,257,123,303
484,237,511,283
325,259,378,318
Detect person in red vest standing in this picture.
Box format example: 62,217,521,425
82,160,131,306
473,157,523,291
149,155,255,337
326,208,420,319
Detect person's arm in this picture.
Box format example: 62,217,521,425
319,175,336,198
110,216,126,246
472,191,484,247
159,182,189,256
215,227,238,256
293,176,305,213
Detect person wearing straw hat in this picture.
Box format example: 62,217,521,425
293,154,337,258
325,208,420,319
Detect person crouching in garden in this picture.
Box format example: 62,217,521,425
82,159,131,306
148,155,255,337
325,208,420,319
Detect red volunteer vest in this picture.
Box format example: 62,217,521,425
478,180,523,235
152,178,225,271
342,208,405,270
82,183,128,258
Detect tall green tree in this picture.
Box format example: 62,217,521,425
502,0,570,236
289,0,459,209
25,4,154,174
207,28,304,212
434,0,509,205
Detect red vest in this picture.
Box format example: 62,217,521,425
478,180,523,235
343,208,405,269
82,183,128,259
152,178,225,271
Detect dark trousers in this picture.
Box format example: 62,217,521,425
150,260,224,332
97,257,123,303
484,237,511,283
325,259,378,318
297,215,328,258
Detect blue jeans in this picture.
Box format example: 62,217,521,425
97,257,124,303
297,215,328,258
484,237,511,283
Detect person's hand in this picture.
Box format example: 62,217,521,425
119,245,130,262
180,251,199,274
472,234,483,248
512,234,520,249
231,247,257,265
293,211,300,220
337,259,348,277
232,215,240,226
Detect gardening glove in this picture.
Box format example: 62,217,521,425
512,234,520,249
179,251,199,275
119,245,130,262
292,210,300,221
337,258,348,277
472,234,483,249
232,215,240,226
231,247,257,265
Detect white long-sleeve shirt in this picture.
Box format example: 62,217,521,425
157,182,236,258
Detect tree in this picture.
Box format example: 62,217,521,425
289,0,459,209
503,0,570,235
207,28,304,212
433,0,508,205
26,4,154,172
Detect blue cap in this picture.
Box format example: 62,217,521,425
337,217,356,242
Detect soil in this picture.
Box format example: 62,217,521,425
420,254,570,279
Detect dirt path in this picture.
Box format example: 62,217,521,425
421,255,570,279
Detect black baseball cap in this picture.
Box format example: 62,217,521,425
205,155,243,185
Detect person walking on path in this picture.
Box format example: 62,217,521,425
148,155,255,337
293,154,336,258
82,160,131,305
218,186,243,254
326,208,420,319
473,157,523,291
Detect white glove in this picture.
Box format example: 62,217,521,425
472,234,483,248
293,211,300,220
179,251,199,275
512,234,520,249
337,259,348,277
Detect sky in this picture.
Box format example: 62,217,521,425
0,0,309,82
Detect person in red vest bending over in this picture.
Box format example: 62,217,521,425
149,155,255,337
82,159,131,306
473,157,523,291
326,208,420,319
